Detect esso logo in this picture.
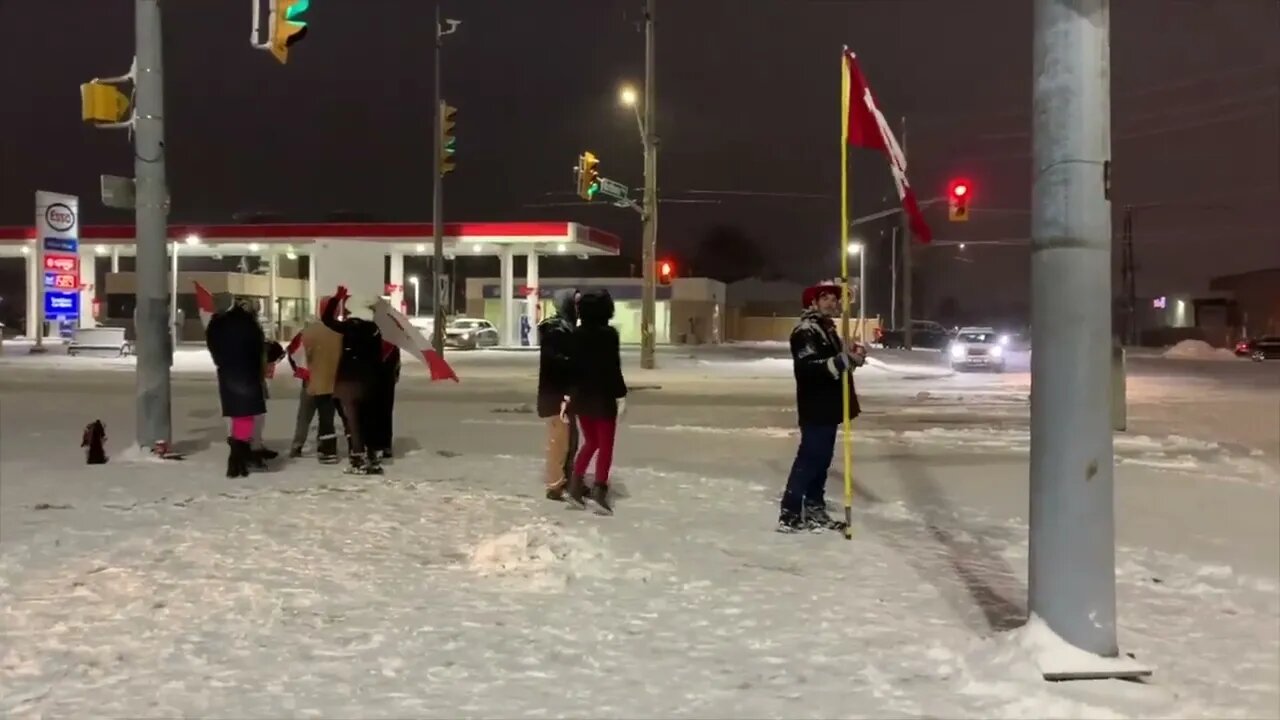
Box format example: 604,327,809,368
46,203,76,232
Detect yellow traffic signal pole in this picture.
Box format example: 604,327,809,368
134,0,175,451
838,48,854,539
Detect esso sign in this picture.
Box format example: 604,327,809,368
45,203,76,232
44,255,79,273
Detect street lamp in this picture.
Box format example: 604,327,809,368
847,240,868,342
408,275,421,317
618,83,644,142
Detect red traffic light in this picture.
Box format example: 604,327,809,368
660,261,672,276
949,178,972,198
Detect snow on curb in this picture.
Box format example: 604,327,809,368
1161,340,1239,361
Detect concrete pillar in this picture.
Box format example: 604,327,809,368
268,252,280,339
111,247,120,273
388,250,405,313
305,254,318,317
525,250,540,347
500,245,515,346
169,242,178,342
79,247,97,329
24,245,38,339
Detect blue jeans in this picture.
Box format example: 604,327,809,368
781,425,837,519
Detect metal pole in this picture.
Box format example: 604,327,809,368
169,240,178,346
430,5,446,355
899,116,913,348
1030,0,1124,663
134,0,173,449
639,0,658,369
858,248,867,342
1122,204,1135,345
890,226,898,329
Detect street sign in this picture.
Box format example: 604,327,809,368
597,177,629,201
101,174,137,210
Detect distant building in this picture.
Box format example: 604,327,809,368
1210,268,1280,338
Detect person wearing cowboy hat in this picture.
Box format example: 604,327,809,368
779,280,866,532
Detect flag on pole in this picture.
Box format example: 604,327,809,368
372,298,459,382
193,281,216,328
843,48,933,244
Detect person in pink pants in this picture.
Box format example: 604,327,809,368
566,290,628,513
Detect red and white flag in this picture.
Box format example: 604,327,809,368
193,281,216,328
843,48,932,244
371,298,459,383
285,331,310,381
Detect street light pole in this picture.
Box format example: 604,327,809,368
134,0,172,450
858,247,867,342
431,5,446,356
639,0,658,370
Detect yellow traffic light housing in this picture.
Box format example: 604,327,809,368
269,0,310,64
947,178,972,222
576,152,600,201
439,103,458,176
80,82,131,124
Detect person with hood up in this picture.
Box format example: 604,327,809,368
286,295,347,463
364,322,402,462
537,288,580,501
778,281,866,532
322,286,387,475
205,296,271,478
566,289,628,514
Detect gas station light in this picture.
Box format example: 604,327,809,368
416,243,427,253
248,242,261,252
184,233,201,246
95,244,108,255
557,243,567,253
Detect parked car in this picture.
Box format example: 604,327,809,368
948,326,1010,372
444,317,499,349
1235,336,1280,361
875,320,952,350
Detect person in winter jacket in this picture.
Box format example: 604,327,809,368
322,287,387,475
537,288,580,501
364,334,401,461
205,298,270,478
287,295,347,463
778,281,866,532
566,289,628,513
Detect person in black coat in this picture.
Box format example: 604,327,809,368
537,288,580,501
779,281,866,532
205,300,268,478
566,290,628,513
365,339,401,461
322,288,387,475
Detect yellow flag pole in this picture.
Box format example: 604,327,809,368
839,48,854,540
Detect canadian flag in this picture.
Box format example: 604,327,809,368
285,331,309,381
371,298,459,382
193,281,216,328
843,48,932,244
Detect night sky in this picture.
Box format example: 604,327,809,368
1,0,1277,320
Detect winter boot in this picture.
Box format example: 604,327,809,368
803,502,847,531
566,473,589,508
365,454,384,475
379,448,394,461
226,438,251,478
344,452,369,475
546,478,567,502
317,437,340,465
591,484,613,515
288,444,305,459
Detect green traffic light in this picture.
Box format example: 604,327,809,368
587,181,600,199
285,0,309,22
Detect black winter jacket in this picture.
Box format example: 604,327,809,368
206,305,268,418
322,299,385,385
536,288,578,418
570,291,627,419
791,309,860,426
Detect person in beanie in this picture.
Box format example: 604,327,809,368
566,289,628,514
205,296,270,478
287,295,346,463
322,287,387,475
779,281,866,532
537,288,580,501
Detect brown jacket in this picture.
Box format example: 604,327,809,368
301,321,343,396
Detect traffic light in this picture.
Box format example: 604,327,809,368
576,152,600,201
657,259,675,286
80,81,130,123
948,178,972,222
268,0,310,64
439,102,458,176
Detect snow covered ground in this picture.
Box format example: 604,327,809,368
1,347,1277,718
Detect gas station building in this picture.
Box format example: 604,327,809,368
0,221,623,346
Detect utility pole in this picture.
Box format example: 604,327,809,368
430,10,460,353
899,116,913,347
639,0,658,370
1029,0,1146,679
134,0,173,450
431,4,446,356
890,226,898,329
1121,204,1135,345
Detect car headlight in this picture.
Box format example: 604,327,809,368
950,343,966,360
990,345,1004,358
461,332,472,339
999,334,1010,346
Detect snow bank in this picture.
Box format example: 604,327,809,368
468,522,615,592
1162,340,1238,361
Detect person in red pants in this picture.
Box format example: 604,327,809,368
566,290,628,514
